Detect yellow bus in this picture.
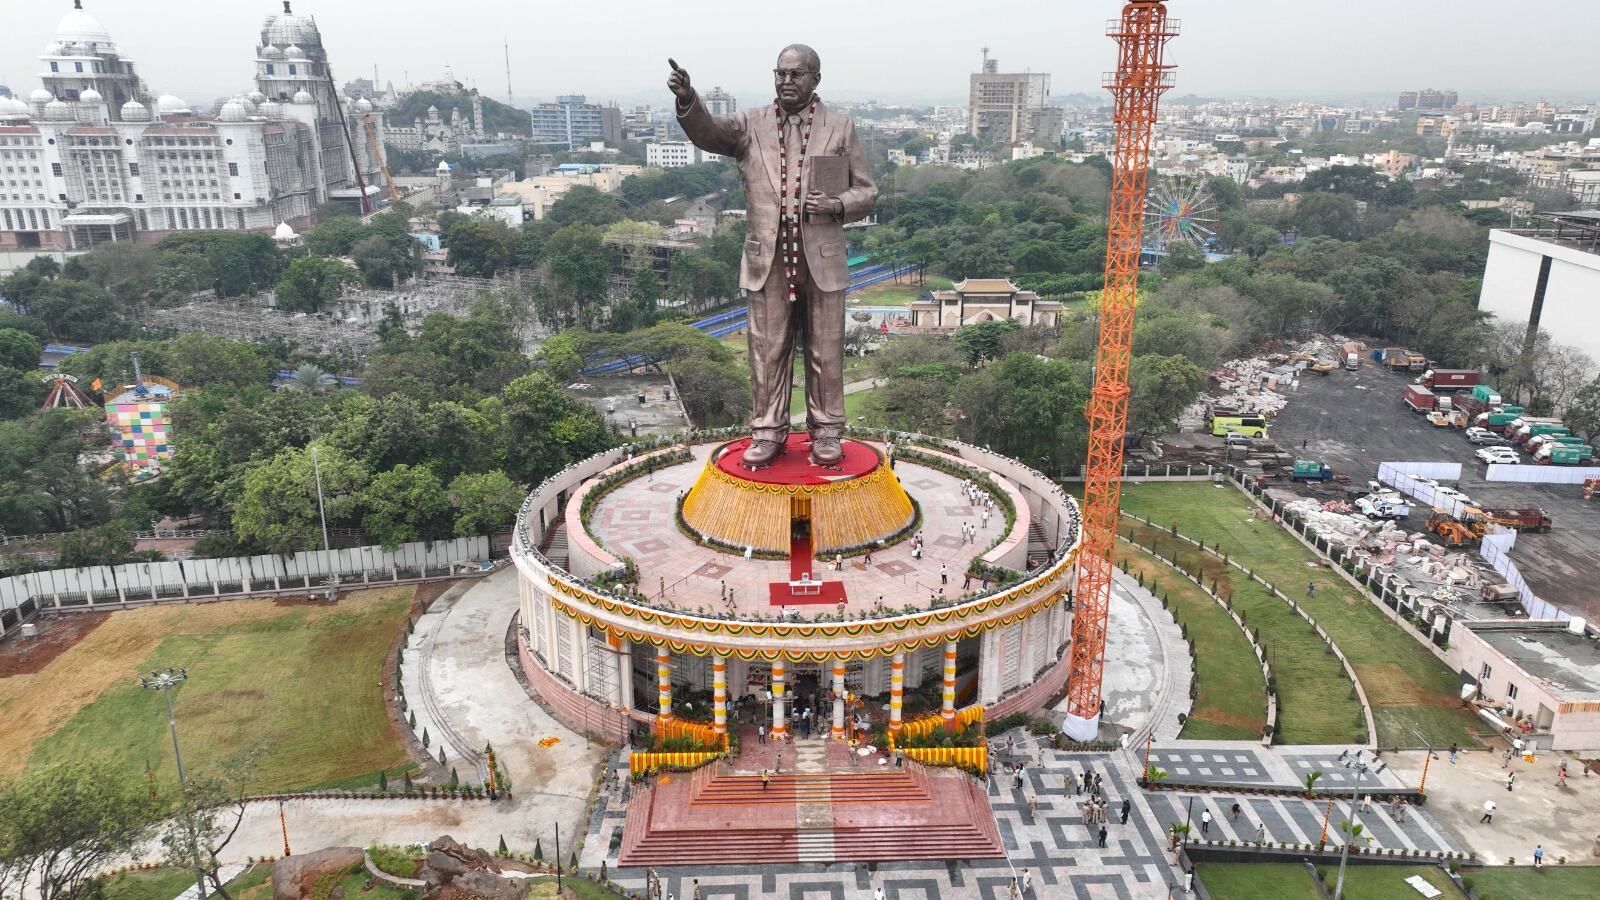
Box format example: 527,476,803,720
1210,414,1269,438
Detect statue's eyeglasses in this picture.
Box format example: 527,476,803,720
773,68,814,83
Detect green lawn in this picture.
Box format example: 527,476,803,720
1197,863,1321,900
100,869,201,900
848,274,953,307
101,865,271,900
789,386,882,422
1118,545,1267,740
1124,518,1363,745
530,875,620,899
1465,866,1600,900
1199,863,1465,900
1119,483,1483,749
25,588,416,794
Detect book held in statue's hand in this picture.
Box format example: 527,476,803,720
806,155,849,220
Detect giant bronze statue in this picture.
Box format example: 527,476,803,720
668,46,878,466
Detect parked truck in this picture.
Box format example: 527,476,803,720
1403,384,1443,412
1512,420,1568,446
1478,507,1554,533
1474,407,1526,431
1453,394,1491,421
1381,348,1416,371
1525,433,1590,455
1470,384,1503,406
1535,443,1595,465
1341,342,1363,370
1289,459,1334,482
1417,369,1480,390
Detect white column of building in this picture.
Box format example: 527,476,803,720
831,658,846,740
771,658,788,739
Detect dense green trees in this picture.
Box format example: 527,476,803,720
273,256,361,312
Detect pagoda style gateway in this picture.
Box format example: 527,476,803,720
509,428,1081,864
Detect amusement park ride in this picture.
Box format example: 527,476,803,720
1064,0,1179,741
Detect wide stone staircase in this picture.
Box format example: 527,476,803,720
617,760,1003,865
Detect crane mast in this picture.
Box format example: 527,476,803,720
1063,0,1179,741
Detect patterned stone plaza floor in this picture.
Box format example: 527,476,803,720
590,444,1006,617
583,736,1190,899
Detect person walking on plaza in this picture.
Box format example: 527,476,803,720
758,724,766,744
1229,801,1241,822
1480,800,1496,824
1121,798,1132,824
1449,742,1459,764
761,768,771,791
691,880,702,900
1097,825,1109,848
1200,809,1212,836
1021,868,1032,896
940,564,949,585
1255,823,1266,843
1506,771,1516,791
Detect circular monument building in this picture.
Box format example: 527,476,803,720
509,429,1081,747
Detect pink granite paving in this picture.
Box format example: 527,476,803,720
590,443,1008,617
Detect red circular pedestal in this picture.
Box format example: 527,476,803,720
715,434,878,485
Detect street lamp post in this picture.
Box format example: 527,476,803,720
1333,752,1370,900
140,667,207,900
310,446,336,601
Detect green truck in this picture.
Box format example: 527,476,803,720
1477,407,1525,430
1471,384,1502,405
1536,444,1595,465
1290,459,1334,482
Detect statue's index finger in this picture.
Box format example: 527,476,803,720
668,58,684,74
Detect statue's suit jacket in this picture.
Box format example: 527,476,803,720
677,92,878,293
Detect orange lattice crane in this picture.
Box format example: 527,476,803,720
1062,1,1179,741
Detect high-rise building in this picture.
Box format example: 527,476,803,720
702,87,737,118
967,55,1060,145
1398,89,1458,111
529,95,623,148
0,1,388,261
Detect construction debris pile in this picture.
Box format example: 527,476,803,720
1271,489,1515,621
1177,335,1355,432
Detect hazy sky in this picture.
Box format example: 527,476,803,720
1,1,1593,109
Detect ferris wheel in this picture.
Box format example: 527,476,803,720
1144,177,1219,253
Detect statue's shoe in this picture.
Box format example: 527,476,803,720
810,435,843,465
744,438,785,467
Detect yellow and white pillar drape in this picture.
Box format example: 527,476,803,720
712,654,728,740
771,658,788,739
831,659,846,740
889,650,906,734
656,647,673,720
941,640,958,727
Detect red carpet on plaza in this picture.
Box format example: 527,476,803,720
769,533,847,606
716,434,877,485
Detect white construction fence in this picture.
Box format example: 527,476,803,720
1479,529,1569,622
0,536,493,638
1484,464,1600,484
1377,461,1467,517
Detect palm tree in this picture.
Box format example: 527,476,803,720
1339,820,1373,847
286,363,327,394
1304,770,1324,797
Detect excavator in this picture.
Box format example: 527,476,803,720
1425,510,1486,548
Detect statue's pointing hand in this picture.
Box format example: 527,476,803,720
667,58,692,101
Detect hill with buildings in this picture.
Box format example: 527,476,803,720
391,89,530,135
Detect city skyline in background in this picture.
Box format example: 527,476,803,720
1,0,1595,111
